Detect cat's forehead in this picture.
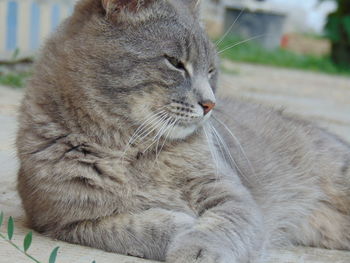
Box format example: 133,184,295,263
110,1,215,62
145,19,215,67
150,3,216,63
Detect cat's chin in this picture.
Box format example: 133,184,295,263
167,124,198,140
167,112,212,140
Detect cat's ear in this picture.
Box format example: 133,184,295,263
101,0,154,17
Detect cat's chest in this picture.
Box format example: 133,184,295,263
126,144,216,189
122,151,213,214
90,140,221,214
127,152,192,187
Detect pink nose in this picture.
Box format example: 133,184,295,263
199,101,216,115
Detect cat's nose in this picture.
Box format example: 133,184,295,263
199,100,216,115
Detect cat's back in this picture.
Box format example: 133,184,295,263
213,97,350,245
214,97,350,203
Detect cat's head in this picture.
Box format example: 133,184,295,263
52,0,218,140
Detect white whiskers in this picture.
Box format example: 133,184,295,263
212,116,257,178
128,109,166,145
131,112,168,145
156,119,178,158
215,9,268,57
120,106,180,167
152,119,178,168
209,121,249,181
218,34,267,54
216,7,245,47
120,109,167,164
142,117,173,154
203,124,220,177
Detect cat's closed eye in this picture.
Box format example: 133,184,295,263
165,55,186,72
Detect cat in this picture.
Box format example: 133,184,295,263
16,0,350,262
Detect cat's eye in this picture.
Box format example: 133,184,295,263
165,55,186,71
208,68,216,77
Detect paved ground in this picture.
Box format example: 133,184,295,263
220,61,350,142
1,62,350,263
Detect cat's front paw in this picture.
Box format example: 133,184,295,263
166,231,235,263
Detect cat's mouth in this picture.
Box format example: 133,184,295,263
159,101,213,140
131,101,212,143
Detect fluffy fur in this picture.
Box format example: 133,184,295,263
17,0,350,262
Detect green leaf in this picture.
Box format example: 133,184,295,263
0,211,3,228
7,217,14,240
23,231,33,252
49,247,59,263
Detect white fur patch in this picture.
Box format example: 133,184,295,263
168,112,212,140
168,124,198,140
186,63,194,77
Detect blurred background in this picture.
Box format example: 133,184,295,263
202,0,350,72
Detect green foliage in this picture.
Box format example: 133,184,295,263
0,48,32,88
218,36,350,76
24,231,33,252
0,211,3,227
326,14,350,43
0,211,97,263
322,0,350,67
49,247,59,263
7,217,14,240
0,71,31,88
344,16,350,41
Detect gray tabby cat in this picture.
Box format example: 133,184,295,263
16,0,350,262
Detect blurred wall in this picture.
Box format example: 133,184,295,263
0,0,77,60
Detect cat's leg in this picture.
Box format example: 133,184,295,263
166,178,265,263
55,208,195,261
296,171,350,250
294,145,350,250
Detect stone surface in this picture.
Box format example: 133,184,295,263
1,62,350,262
